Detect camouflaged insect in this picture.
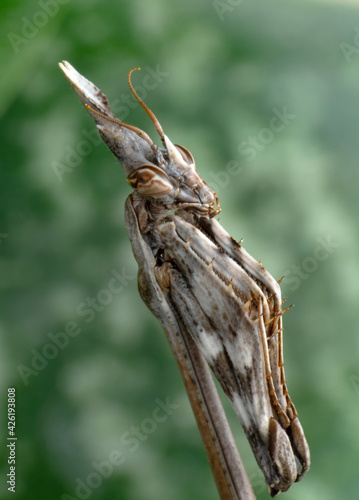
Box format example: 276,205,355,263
60,61,310,498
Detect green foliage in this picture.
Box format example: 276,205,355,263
1,1,358,499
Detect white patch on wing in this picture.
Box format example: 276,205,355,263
235,337,254,370
252,389,270,440
224,336,254,379
198,330,223,360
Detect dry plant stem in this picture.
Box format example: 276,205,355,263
164,319,255,500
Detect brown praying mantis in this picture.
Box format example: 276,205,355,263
59,61,310,499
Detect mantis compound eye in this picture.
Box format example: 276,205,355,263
127,165,173,196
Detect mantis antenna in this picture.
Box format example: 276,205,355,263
127,67,165,143
84,67,166,150
84,104,154,147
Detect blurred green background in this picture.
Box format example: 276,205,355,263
1,0,358,499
